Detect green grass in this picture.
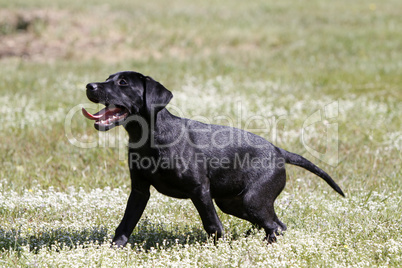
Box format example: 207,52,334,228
0,0,401,266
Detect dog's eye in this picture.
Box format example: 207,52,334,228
118,79,128,86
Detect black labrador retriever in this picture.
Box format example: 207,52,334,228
82,71,345,246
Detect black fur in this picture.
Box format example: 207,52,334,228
84,71,345,246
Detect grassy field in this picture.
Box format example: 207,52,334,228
0,0,401,266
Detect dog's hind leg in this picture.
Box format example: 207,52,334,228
215,198,262,236
274,217,287,233
247,203,280,243
217,196,281,242
242,172,287,243
249,203,282,243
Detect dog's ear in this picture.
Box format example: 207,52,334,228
144,76,173,117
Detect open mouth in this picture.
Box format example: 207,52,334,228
82,105,129,131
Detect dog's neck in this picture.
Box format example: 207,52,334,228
124,108,180,151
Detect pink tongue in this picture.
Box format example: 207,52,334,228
82,107,121,120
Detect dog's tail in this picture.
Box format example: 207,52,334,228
279,148,345,197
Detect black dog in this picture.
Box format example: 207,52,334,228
82,71,345,246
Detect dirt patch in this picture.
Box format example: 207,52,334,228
0,9,130,62
0,8,259,63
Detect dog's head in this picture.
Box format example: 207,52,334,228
82,71,173,131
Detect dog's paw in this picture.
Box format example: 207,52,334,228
111,235,129,248
275,229,286,237
265,233,277,244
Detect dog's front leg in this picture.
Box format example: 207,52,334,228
190,186,224,240
112,187,150,247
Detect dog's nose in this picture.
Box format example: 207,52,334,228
86,83,98,91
